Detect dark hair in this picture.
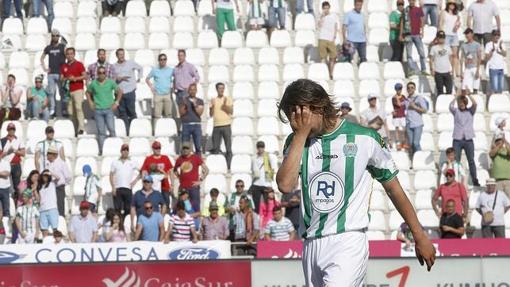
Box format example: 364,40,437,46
53,230,63,238
445,1,458,14
446,147,455,154
446,199,456,205
407,81,416,88
215,82,225,90
210,188,219,196
65,47,76,54
7,74,15,81
39,170,52,189
115,48,125,56
105,208,116,222
178,49,186,55
458,95,468,105
236,179,244,185
27,170,39,187
278,79,339,131
176,200,185,211
97,48,106,55
272,206,282,213
158,53,167,60
354,0,363,3
110,211,125,232
322,1,330,8
188,82,197,89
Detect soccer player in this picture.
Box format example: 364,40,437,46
276,79,435,286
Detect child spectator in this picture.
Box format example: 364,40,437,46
392,83,407,150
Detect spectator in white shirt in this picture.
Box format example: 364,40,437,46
0,74,23,127
429,30,453,96
485,30,507,94
35,126,65,172
318,1,339,79
467,0,500,47
69,201,98,243
110,143,139,218
361,94,390,145
46,146,72,217
38,170,59,238
476,178,510,238
460,28,482,94
83,164,102,216
0,122,25,203
249,141,278,213
0,159,11,218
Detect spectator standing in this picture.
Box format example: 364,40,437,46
0,162,11,220
60,47,87,135
467,0,500,46
249,141,278,213
248,0,264,30
280,188,300,232
114,48,142,135
264,206,295,241
432,169,469,220
232,195,259,244
390,1,405,62
259,188,280,231
201,201,229,240
476,178,510,238
165,200,198,242
318,2,339,79
439,199,465,239
41,29,67,118
33,0,55,29
209,82,233,170
110,144,138,218
177,83,204,154
439,0,461,77
228,180,255,212
450,93,479,186
460,28,481,94
46,146,72,216
342,0,367,64
400,0,427,75
104,212,128,242
86,66,122,155
140,141,173,210
176,189,200,228
267,0,287,39
173,50,200,102
174,142,208,212
27,75,50,121
485,30,506,94
1,0,23,24
0,123,24,203
212,0,240,39
440,147,467,185
17,170,40,207
69,201,98,243
87,49,116,81
135,200,164,242
15,190,40,244
361,94,390,145
429,31,453,96
35,126,65,172
202,188,227,217
82,164,102,215
130,175,167,231
102,0,124,16
296,0,313,15
420,0,439,27
146,53,175,121
339,102,358,124
38,170,58,237
392,83,408,150
0,74,23,126
404,82,427,158
489,133,510,197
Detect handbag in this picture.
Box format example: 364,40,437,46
482,191,498,225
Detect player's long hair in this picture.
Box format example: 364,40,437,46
278,79,339,131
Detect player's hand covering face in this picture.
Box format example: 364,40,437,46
290,105,322,138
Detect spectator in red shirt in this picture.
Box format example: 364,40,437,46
0,123,25,205
432,169,469,220
174,142,208,212
141,141,173,213
392,83,408,150
60,47,87,135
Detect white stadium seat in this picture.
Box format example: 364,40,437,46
148,33,169,50
420,132,435,151
206,154,228,174
294,30,316,47
149,16,170,33
233,48,255,65
150,0,171,17
197,30,219,49
102,137,124,157
294,13,316,30
99,33,120,50
126,1,146,17
100,17,121,33
27,17,48,34
208,48,230,66
333,80,355,98
51,18,72,35
368,28,389,45
233,99,254,118
124,17,146,34
391,151,410,170
435,94,455,113
369,190,387,211
307,63,329,81
230,154,252,174
257,117,280,136
134,49,155,66
270,30,291,48
74,157,98,176
368,0,388,12
258,64,280,82
54,2,74,18
124,33,145,50
383,62,405,79
414,170,437,190
8,51,30,69
246,30,268,48
232,82,254,100
198,0,213,16
358,62,380,80
283,64,304,82
258,81,280,99
438,131,453,151
77,1,97,17
258,47,279,65
368,12,389,30
154,118,178,137
232,136,254,155
417,210,439,228
412,151,436,170
258,135,280,154
75,33,96,51
233,65,254,82
76,138,99,157
208,65,230,83
257,99,278,117
204,174,227,193
172,32,194,49
129,137,151,156
488,94,510,113
283,47,304,65
221,31,243,48
436,113,454,132
2,18,23,35
129,119,152,137
174,0,195,16
232,117,254,136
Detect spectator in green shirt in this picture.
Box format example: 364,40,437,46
390,1,405,61
86,66,122,155
489,133,510,198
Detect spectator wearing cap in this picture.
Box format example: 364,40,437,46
439,0,461,77
46,145,72,216
173,50,201,102
429,30,453,96
361,94,391,146
432,168,469,221
476,178,510,238
0,123,25,202
264,206,295,241
210,82,233,170
177,83,204,154
249,141,278,213
467,0,500,47
27,75,50,122
165,200,198,243
421,0,440,27
35,126,65,172
86,65,122,155
61,47,87,135
41,29,67,118
201,201,229,240
69,201,98,243
339,102,358,124
110,144,139,218
440,147,467,186
389,0,405,62
318,2,340,79
404,81,427,158
485,30,507,94
114,48,143,135
140,141,173,210
439,199,465,239
489,132,510,198
450,91,479,187
0,158,10,219
33,0,55,29
146,53,175,121
38,170,58,238
400,0,427,75
342,0,367,64
82,164,102,215
135,200,164,242
392,83,408,150
460,28,482,94
202,188,227,217
174,142,208,212
15,189,40,244
0,74,23,126
494,117,506,141
130,175,167,232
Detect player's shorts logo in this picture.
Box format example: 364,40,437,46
309,171,344,213
343,143,358,157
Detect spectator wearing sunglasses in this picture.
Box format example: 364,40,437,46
130,175,166,234
146,53,175,122
135,200,164,242
26,75,50,122
432,169,469,221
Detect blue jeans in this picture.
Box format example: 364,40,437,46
2,0,23,21
406,35,427,73
182,123,202,154
422,4,438,27
268,7,286,28
27,99,50,121
296,0,313,14
176,90,188,103
351,42,367,63
118,90,136,135
95,108,116,154
33,0,54,29
47,73,66,116
453,139,478,185
406,125,423,157
489,69,505,94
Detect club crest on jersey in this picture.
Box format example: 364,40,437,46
309,172,344,213
343,143,358,157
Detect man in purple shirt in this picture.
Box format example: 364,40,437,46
173,49,200,102
450,92,480,186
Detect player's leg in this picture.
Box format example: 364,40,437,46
302,238,323,287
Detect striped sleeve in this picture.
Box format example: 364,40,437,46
264,221,273,234
286,219,294,232
367,134,398,183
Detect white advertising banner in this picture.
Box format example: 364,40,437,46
0,240,231,264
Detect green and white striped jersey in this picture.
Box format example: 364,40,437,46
283,120,398,239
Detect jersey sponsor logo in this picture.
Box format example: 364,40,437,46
315,154,339,159
343,142,358,157
309,172,344,213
